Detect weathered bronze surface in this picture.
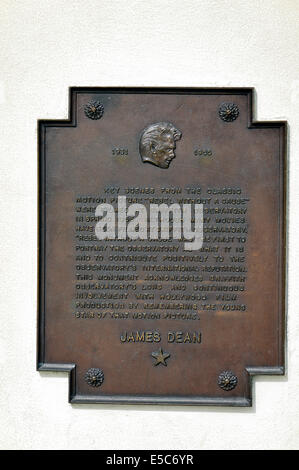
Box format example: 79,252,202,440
38,88,286,406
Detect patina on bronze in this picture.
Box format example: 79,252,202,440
38,87,286,406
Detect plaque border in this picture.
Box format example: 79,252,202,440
37,87,287,406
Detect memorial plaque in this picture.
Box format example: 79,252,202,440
38,88,286,406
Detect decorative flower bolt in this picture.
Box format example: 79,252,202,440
218,370,238,391
84,100,104,120
85,368,104,387
218,102,239,122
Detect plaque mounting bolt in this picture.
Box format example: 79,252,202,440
84,100,104,120
218,370,238,391
85,367,104,387
218,103,239,122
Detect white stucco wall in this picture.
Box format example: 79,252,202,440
0,0,298,450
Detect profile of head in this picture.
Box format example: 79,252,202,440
139,122,182,169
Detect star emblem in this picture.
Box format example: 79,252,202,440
151,348,170,366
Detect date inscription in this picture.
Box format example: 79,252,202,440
112,147,128,156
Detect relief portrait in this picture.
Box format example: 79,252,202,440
139,122,182,169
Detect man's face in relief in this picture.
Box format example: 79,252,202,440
152,133,176,169
139,122,182,169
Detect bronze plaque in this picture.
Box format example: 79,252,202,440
38,88,286,406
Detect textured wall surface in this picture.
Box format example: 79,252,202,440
0,0,298,450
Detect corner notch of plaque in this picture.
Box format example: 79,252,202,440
38,87,286,406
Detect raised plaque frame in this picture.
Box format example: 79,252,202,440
38,87,287,406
